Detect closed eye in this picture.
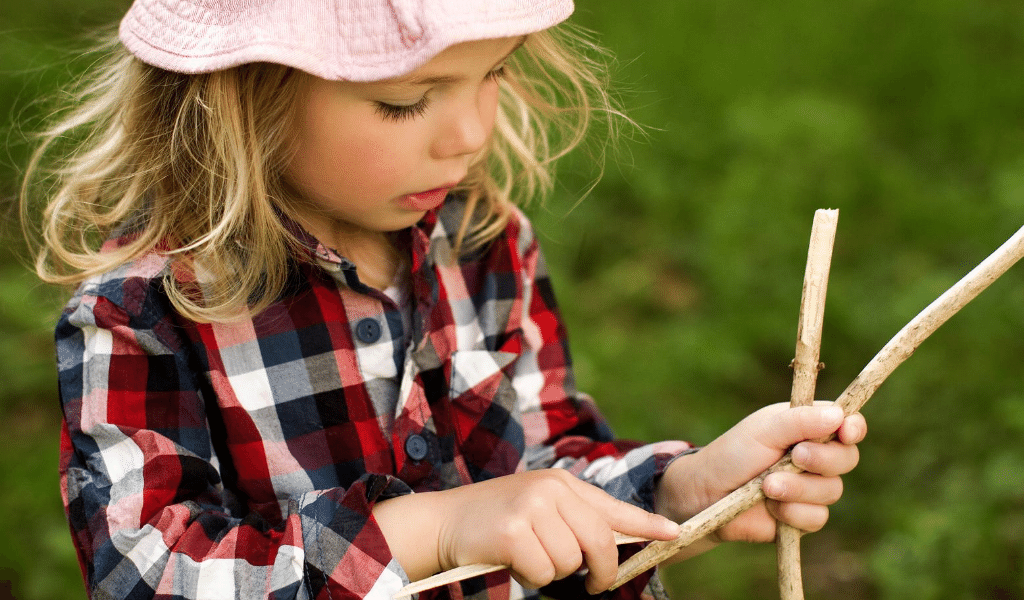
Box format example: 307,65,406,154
375,65,507,122
375,96,430,122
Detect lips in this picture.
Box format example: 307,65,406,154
397,186,454,212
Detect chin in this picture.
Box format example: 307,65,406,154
375,212,429,233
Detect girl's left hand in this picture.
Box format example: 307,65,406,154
655,402,866,555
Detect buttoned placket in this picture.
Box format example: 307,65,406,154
391,228,445,487
315,231,445,488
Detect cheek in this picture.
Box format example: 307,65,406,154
330,133,400,195
289,106,403,199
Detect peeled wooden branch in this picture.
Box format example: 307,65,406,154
778,209,838,600
611,222,1024,590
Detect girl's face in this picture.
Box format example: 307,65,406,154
284,36,524,245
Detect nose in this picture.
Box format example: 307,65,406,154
431,85,497,159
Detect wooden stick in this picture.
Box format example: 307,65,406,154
391,531,652,598
778,209,838,600
611,222,1024,590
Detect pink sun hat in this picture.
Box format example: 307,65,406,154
119,0,574,82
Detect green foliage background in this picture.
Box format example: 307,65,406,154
3,1,1024,598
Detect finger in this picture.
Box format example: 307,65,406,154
532,513,585,581
837,412,868,445
505,532,558,589
809,401,866,444
756,405,846,451
763,472,844,505
791,440,860,477
715,502,778,543
766,500,830,533
565,476,680,541
554,501,618,594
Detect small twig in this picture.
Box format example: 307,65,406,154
778,209,838,600
611,222,1024,590
391,531,652,598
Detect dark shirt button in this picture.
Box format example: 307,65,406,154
404,434,429,461
355,318,382,343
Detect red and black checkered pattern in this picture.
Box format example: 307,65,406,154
56,198,693,600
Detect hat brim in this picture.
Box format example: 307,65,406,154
120,0,574,81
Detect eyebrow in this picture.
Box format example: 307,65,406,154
390,36,528,87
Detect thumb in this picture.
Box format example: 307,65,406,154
757,404,845,451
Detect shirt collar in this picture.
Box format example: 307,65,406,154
275,205,442,273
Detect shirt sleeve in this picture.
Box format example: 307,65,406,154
56,276,412,600
510,212,694,513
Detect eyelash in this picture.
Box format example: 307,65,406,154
374,66,507,122
375,98,429,122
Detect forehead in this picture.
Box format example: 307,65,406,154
292,35,526,99
379,35,526,87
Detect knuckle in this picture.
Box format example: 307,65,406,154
553,549,584,579
517,564,555,589
595,529,617,554
604,496,636,522
496,517,532,547
518,489,556,515
527,471,572,496
550,467,575,482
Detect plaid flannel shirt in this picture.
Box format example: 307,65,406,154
57,198,693,600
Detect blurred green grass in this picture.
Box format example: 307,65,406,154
4,1,1024,599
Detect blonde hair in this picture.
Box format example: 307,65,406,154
21,24,624,323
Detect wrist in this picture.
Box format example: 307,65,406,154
654,449,708,524
372,491,445,580
654,450,727,562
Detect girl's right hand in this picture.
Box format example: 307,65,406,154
374,469,680,594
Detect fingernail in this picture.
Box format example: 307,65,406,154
764,477,785,499
793,444,810,467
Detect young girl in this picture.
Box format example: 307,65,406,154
23,1,866,599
